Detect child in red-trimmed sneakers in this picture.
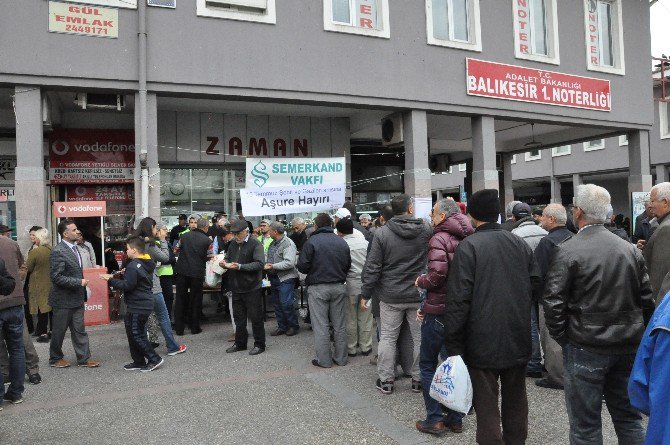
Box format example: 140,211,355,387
101,236,163,372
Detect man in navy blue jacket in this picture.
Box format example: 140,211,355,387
298,213,350,368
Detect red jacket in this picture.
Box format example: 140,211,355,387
417,213,473,315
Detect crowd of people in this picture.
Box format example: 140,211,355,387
0,183,669,444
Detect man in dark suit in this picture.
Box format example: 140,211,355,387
49,219,100,369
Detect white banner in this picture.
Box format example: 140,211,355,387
246,157,345,188
241,184,346,216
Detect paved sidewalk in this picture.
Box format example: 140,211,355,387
0,316,641,444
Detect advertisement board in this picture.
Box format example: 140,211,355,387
53,201,107,218
83,268,110,326
245,157,346,188
49,129,135,184
241,184,345,216
466,58,611,111
48,1,119,38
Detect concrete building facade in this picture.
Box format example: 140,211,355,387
0,0,656,247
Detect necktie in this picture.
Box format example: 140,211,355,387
72,245,82,268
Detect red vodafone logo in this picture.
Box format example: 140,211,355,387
51,140,70,156
57,205,67,214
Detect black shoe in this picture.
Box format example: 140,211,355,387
249,346,265,355
348,352,357,357
3,393,23,405
411,379,422,393
312,359,330,368
123,362,144,371
191,328,203,335
175,330,184,336
535,378,564,390
526,369,543,378
360,349,372,356
226,344,247,353
140,358,164,373
36,334,49,343
28,373,42,385
376,378,394,395
151,342,160,349
270,329,286,337
285,327,299,336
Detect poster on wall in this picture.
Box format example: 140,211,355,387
631,192,649,231
242,157,347,215
66,185,135,214
49,129,135,184
48,1,119,38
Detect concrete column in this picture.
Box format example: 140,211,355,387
502,153,515,206
331,118,352,199
471,116,499,191
402,111,431,199
14,86,47,251
435,190,443,201
550,177,562,204
134,92,160,221
655,165,669,184
628,130,653,196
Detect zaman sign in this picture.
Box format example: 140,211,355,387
53,201,107,218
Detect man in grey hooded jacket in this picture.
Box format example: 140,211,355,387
361,194,432,395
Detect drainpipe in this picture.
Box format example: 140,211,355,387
138,0,149,218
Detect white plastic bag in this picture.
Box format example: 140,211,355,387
205,259,223,288
210,253,226,275
429,355,473,414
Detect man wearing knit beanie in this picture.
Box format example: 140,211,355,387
444,189,540,443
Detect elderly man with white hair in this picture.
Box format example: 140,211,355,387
543,184,655,445
642,182,670,303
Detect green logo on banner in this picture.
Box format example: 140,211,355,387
251,160,269,188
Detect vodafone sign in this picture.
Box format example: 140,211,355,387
53,201,107,217
49,129,135,184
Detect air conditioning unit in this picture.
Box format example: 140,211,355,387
381,114,403,146
430,154,450,172
74,93,125,111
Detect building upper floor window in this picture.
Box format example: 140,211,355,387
458,163,467,172
324,0,391,39
426,0,482,51
525,149,542,161
552,145,571,157
584,139,605,151
619,135,628,146
584,0,625,75
197,0,276,24
513,0,560,64
511,154,517,164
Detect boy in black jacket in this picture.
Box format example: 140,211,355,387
101,237,163,372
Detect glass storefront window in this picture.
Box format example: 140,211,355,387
160,168,243,223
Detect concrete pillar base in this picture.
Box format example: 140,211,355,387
403,111,431,199
628,174,653,196
550,177,562,204
472,169,500,192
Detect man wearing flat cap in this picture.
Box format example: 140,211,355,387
222,219,266,355
444,189,541,444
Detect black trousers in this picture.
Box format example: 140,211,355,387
232,290,265,349
174,275,204,334
469,365,528,445
34,310,52,336
159,275,175,321
124,312,161,366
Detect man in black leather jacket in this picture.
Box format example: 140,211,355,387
543,184,655,445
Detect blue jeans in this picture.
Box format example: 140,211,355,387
528,302,542,373
270,277,299,331
152,293,180,353
563,343,644,445
420,314,465,425
0,306,25,403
